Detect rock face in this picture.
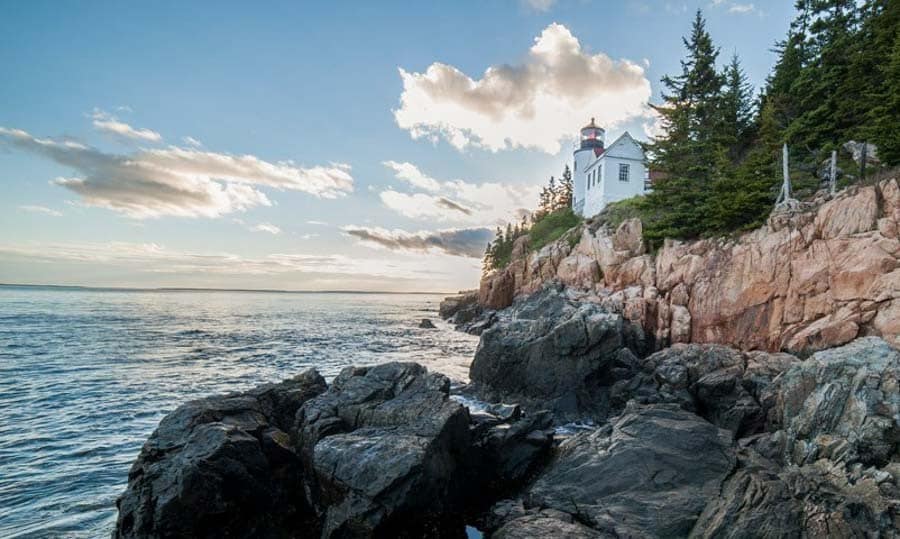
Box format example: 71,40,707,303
115,370,328,538
480,178,900,353
294,363,473,537
116,363,553,539
621,344,798,438
469,285,646,421
418,318,437,329
692,337,900,538
526,404,735,538
483,338,900,538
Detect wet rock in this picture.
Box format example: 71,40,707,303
439,290,478,320
523,404,735,538
469,285,646,422
418,318,437,329
294,362,472,537
115,370,327,539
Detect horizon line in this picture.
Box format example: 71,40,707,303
0,282,461,296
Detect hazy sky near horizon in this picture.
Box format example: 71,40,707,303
1,0,795,292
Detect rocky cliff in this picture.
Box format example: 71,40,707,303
479,178,900,353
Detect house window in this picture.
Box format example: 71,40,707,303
618,163,630,182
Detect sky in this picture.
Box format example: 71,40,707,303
0,0,797,292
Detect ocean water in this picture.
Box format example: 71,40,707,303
0,285,479,538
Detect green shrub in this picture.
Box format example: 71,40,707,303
528,208,582,253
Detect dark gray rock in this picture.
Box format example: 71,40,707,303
439,290,478,320
692,338,900,538
418,318,437,329
469,286,646,422
614,344,798,437
294,362,473,537
524,404,735,538
115,369,327,539
769,337,900,467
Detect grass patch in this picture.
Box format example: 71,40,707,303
528,208,582,253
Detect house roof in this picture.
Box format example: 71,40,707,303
583,132,644,171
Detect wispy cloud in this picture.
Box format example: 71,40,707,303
709,0,759,15
343,226,492,258
182,136,203,147
394,23,652,153
18,205,63,217
251,222,281,235
0,241,441,279
379,161,536,225
0,126,354,219
91,109,162,142
521,0,556,12
728,3,756,14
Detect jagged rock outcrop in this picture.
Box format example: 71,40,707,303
619,344,799,437
469,285,647,422
480,178,900,353
482,338,900,538
115,370,328,538
497,404,736,538
116,363,553,539
692,337,900,537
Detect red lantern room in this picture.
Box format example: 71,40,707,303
580,118,605,150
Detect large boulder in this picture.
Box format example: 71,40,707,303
693,337,900,538
294,362,474,537
519,404,735,538
616,344,798,437
770,337,900,468
115,370,327,538
439,290,478,320
469,285,646,421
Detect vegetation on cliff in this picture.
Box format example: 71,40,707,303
482,167,580,272
638,2,900,248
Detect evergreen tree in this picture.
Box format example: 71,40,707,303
559,165,574,209
869,35,900,165
642,10,725,244
719,54,756,161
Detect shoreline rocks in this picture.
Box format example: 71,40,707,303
117,283,900,538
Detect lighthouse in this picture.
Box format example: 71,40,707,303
571,118,647,217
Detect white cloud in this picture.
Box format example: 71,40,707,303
91,109,162,142
379,161,537,225
343,226,492,258
728,3,755,14
383,160,442,192
306,220,329,226
19,205,63,217
251,222,281,235
394,23,652,154
522,0,556,12
0,126,354,219
182,136,203,147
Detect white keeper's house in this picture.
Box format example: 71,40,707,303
571,118,647,217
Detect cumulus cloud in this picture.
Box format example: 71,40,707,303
343,226,492,258
251,223,281,235
0,127,354,219
19,205,63,217
379,161,537,224
393,23,652,153
92,109,162,142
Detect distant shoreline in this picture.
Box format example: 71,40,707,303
0,283,454,295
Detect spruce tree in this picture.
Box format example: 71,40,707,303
719,54,756,161
642,10,725,244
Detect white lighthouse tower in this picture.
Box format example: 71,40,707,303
571,118,647,217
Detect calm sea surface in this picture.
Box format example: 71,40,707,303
0,285,479,538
